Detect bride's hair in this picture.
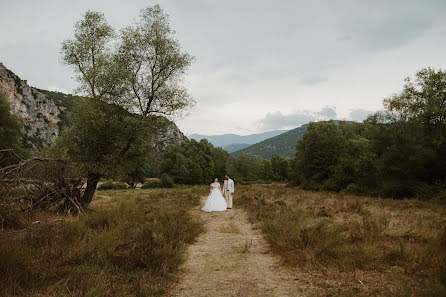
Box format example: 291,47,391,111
212,177,218,183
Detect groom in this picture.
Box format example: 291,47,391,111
223,174,235,210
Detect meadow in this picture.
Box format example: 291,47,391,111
1,184,445,296
237,184,446,297
0,187,206,297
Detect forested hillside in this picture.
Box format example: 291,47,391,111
231,124,309,159
189,130,287,148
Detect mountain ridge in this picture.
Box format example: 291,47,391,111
232,120,353,159
189,130,288,148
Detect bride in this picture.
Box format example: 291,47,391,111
202,178,228,212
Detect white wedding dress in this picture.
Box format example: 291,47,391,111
202,183,227,212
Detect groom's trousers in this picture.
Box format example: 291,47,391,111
225,191,233,208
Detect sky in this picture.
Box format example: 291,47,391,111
1,0,446,135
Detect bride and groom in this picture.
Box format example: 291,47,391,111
202,175,234,212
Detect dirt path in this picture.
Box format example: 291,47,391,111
170,196,308,297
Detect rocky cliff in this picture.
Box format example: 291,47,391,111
0,62,186,151
0,63,60,150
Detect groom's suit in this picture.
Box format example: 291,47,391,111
223,178,234,208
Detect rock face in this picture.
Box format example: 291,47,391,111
0,63,60,150
0,62,186,151
156,120,187,151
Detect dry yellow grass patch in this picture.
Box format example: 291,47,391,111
218,222,241,234
0,187,205,297
238,184,446,297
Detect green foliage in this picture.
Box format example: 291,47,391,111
123,165,147,188
117,4,194,117
61,10,118,100
0,92,28,166
232,124,309,159
160,173,175,188
59,5,194,206
293,68,446,198
55,98,155,180
97,181,128,190
160,139,291,185
161,139,224,184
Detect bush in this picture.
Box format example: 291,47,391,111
97,181,128,190
160,173,175,188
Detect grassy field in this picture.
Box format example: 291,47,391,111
237,184,446,297
0,187,207,297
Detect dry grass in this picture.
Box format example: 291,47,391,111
0,187,205,297
236,237,253,253
238,184,446,296
218,222,241,234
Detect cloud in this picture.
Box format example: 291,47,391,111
257,106,338,130
349,109,374,121
257,111,315,130
1,0,446,135
318,106,337,119
299,74,328,85
336,34,352,42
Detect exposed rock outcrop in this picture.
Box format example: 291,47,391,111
0,63,60,150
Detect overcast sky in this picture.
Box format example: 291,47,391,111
1,0,446,135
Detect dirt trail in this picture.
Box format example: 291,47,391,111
170,196,308,297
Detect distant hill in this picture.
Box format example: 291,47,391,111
232,120,353,159
232,124,309,159
189,130,288,148
222,143,250,153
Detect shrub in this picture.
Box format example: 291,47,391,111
97,181,128,190
160,173,175,188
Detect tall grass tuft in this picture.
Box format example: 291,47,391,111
0,188,204,296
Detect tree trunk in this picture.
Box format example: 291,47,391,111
81,173,101,208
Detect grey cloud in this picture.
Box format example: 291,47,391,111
258,111,315,131
336,34,352,42
299,74,328,85
318,106,337,119
1,0,445,135
329,1,446,51
258,106,338,130
349,109,374,121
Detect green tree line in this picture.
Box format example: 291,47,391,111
153,139,292,185
294,68,446,199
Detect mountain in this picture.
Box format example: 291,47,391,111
0,62,186,151
232,120,354,159
0,62,61,150
232,124,309,159
189,130,288,148
222,143,250,153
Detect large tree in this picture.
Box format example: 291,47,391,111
60,6,193,207
117,4,194,116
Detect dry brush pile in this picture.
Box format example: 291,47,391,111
0,149,84,222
